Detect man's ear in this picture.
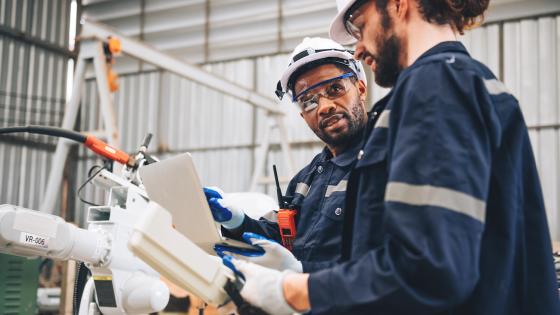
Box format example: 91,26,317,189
357,80,367,100
394,0,409,20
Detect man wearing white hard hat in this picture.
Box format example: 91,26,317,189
223,1,560,315
204,37,369,282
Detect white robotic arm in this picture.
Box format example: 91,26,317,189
0,173,266,314
0,172,171,315
0,204,109,264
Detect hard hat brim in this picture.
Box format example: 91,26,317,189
329,0,359,45
279,50,359,96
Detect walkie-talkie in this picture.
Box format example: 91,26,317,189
273,165,297,251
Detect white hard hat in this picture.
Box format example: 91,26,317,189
275,36,366,100
329,0,360,45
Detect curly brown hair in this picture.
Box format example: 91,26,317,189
369,0,489,34
416,0,490,34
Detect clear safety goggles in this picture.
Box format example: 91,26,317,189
293,72,356,113
344,0,369,41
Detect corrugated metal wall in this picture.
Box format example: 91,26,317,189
0,0,71,213
501,16,560,240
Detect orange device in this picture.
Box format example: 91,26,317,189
277,209,297,251
273,165,297,251
84,135,131,166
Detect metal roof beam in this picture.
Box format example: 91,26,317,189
80,19,284,115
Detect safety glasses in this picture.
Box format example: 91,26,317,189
344,0,370,41
293,72,356,113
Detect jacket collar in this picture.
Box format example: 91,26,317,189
418,41,469,60
320,132,363,167
404,41,470,73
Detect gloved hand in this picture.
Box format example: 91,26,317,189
223,256,300,315
217,301,239,315
215,232,302,272
203,187,245,230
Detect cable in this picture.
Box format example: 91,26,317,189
0,125,87,143
0,125,133,167
77,163,108,207
73,262,92,315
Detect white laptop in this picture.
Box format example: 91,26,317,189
139,153,258,254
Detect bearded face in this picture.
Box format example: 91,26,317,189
293,64,368,153
351,2,406,88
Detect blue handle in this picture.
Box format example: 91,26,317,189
214,244,264,257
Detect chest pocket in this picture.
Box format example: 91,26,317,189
321,182,347,221
300,178,347,262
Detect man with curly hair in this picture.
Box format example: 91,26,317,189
224,1,560,314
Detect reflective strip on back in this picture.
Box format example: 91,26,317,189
385,182,486,223
325,180,348,197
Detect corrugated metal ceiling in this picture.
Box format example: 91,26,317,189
81,0,560,70
82,0,338,65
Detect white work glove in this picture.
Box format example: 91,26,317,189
217,301,239,315
223,256,299,315
203,187,245,230
215,232,302,272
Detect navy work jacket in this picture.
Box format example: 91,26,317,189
308,42,560,314
226,137,362,272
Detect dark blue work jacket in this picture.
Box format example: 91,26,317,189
308,42,560,314
226,138,362,272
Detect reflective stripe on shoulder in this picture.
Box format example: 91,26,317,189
484,79,510,96
295,182,310,197
325,180,348,197
385,182,486,223
261,210,278,222
375,110,391,128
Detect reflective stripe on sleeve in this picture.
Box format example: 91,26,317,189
261,210,278,222
325,180,348,197
484,79,510,96
295,182,310,197
385,182,486,223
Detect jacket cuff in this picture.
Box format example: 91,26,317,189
221,214,250,240
302,260,336,273
308,268,338,314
